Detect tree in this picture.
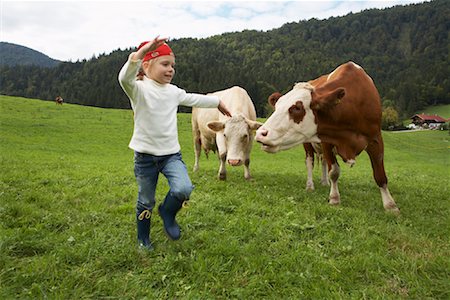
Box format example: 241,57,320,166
0,0,447,116
381,106,399,130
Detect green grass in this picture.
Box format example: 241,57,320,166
416,104,450,119
1,95,449,299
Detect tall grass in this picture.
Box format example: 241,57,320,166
1,96,449,299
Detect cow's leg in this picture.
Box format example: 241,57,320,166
323,143,340,205
304,143,315,191
244,158,252,180
218,152,227,180
193,137,201,172
328,162,340,205
243,139,253,180
311,143,329,186
366,136,399,213
320,156,329,186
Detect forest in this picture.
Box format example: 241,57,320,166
0,0,448,118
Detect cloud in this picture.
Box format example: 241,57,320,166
1,1,427,61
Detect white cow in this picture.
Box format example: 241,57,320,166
192,86,262,180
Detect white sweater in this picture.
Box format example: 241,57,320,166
118,58,219,155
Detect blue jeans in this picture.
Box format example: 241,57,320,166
134,151,194,212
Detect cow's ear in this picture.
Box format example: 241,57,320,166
207,121,225,132
268,92,282,107
311,88,345,110
245,118,263,130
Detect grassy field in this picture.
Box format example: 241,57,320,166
1,96,449,299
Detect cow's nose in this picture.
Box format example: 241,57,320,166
228,159,242,166
256,128,268,140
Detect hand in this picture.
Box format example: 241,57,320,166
218,100,232,117
141,36,168,52
133,36,168,60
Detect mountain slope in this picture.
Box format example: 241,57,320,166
0,42,60,67
0,0,448,117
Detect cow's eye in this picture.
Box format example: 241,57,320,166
288,101,306,124
242,134,248,141
289,105,302,114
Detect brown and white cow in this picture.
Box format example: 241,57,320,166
256,62,399,213
192,86,262,180
268,92,329,191
55,96,63,105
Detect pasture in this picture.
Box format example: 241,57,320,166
1,95,449,299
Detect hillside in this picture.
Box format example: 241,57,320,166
0,42,60,67
0,0,448,117
418,104,450,119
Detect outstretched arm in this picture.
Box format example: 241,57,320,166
218,100,232,117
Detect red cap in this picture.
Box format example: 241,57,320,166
138,41,175,62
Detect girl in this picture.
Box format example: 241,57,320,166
118,37,231,251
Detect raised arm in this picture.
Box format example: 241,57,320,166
131,36,168,61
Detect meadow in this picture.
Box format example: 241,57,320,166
1,95,449,299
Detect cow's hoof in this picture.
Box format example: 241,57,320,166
320,180,330,186
218,174,226,181
385,206,400,215
329,197,340,205
305,183,315,191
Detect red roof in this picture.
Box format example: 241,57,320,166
411,114,448,123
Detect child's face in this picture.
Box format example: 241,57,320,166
144,56,175,84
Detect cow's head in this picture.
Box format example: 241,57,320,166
255,82,345,153
207,114,263,166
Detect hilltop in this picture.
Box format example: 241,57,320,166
0,42,60,68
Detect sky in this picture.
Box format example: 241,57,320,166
1,0,427,62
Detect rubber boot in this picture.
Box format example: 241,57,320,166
158,195,184,240
136,208,153,251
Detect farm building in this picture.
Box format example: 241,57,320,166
410,113,448,129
